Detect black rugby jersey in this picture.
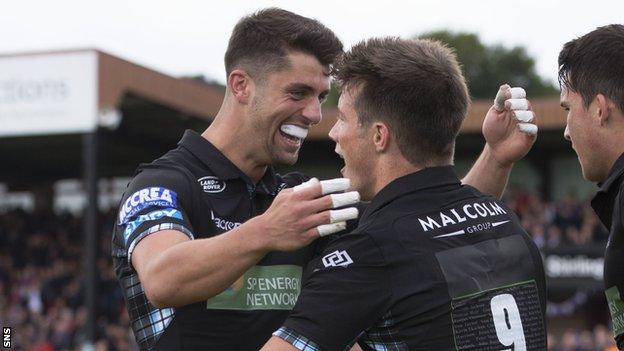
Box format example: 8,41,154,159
276,166,547,351
111,130,322,351
591,152,624,349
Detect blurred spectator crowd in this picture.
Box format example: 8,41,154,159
0,189,616,350
505,188,609,249
0,209,135,351
549,326,617,351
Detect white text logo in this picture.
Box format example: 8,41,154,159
210,211,241,231
118,187,177,224
198,176,226,193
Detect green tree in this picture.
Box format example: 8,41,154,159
417,30,557,99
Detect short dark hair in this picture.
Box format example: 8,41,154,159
558,24,624,113
224,8,343,79
334,37,469,166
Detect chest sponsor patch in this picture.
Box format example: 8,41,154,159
206,265,302,310
210,211,241,231
118,187,177,224
123,208,183,243
198,176,226,193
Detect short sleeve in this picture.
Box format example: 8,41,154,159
276,233,392,351
114,166,196,263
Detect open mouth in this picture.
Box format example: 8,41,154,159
335,146,344,159
335,146,346,174
279,124,308,145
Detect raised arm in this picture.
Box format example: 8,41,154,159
462,85,538,198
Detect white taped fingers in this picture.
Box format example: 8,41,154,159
317,222,347,237
330,191,360,208
513,110,534,123
509,87,526,99
518,123,538,135
494,86,527,111
506,99,529,110
293,178,319,192
320,178,350,195
293,177,351,195
494,85,510,112
316,206,358,237
492,85,537,136
330,207,359,223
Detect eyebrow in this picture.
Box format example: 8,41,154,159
284,82,314,92
560,101,569,108
284,82,330,96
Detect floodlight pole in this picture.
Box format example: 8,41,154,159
82,130,98,345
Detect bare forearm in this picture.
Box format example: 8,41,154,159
461,145,513,199
144,218,268,307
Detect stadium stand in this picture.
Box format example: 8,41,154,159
0,191,618,350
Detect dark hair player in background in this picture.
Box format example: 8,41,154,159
558,24,624,349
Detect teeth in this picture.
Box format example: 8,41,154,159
280,124,308,140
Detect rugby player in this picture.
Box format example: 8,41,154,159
558,24,624,349
263,37,547,351
112,8,539,351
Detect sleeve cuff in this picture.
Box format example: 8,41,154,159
127,222,194,264
273,327,321,351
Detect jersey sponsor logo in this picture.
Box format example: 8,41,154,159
206,265,302,310
118,187,177,224
198,176,226,193
417,201,507,233
433,220,510,239
123,208,183,243
322,250,353,268
210,211,241,231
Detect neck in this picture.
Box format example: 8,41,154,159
602,128,624,179
370,155,422,198
201,104,267,184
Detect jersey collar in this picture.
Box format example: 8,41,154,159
591,151,624,227
362,166,461,220
178,130,279,194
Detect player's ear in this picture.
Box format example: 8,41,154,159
595,93,612,126
372,122,390,152
227,69,252,105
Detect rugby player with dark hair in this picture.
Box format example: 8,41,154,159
263,37,547,351
112,8,540,351
558,24,624,349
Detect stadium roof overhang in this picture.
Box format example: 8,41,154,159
0,49,224,188
0,49,569,188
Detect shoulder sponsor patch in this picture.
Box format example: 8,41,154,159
322,250,354,268
198,176,226,193
123,208,183,243
118,187,177,224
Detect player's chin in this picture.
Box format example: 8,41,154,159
273,150,299,166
